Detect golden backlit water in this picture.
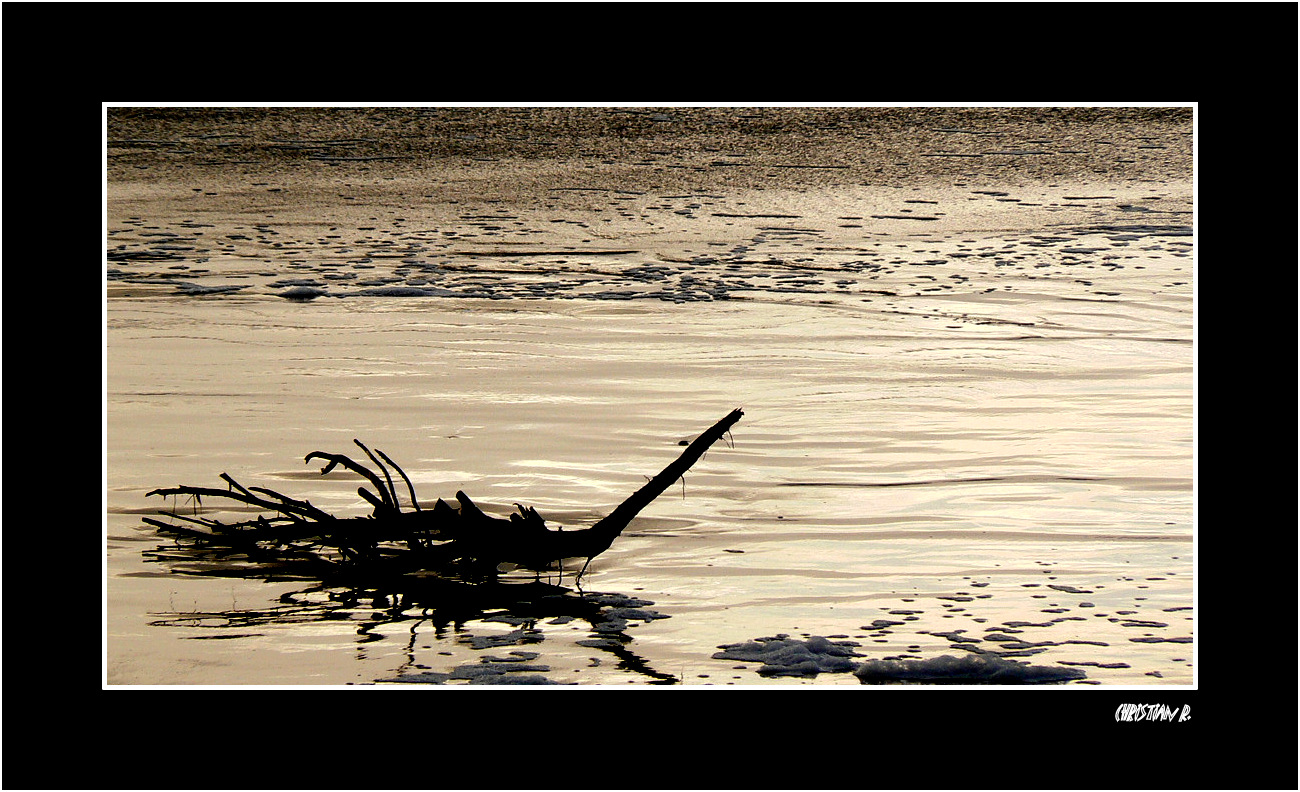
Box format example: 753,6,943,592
105,107,1194,686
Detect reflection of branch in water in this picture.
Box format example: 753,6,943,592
579,633,679,685
145,550,679,683
148,584,349,630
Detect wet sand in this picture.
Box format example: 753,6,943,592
105,107,1194,686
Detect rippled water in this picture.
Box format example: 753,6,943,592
105,107,1194,686
106,295,1193,685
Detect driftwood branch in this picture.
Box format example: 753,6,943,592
145,409,744,585
354,439,400,512
377,448,421,512
303,450,395,514
587,408,743,551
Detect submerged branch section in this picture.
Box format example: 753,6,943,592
144,410,743,584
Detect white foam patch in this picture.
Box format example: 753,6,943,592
716,633,1089,683
276,285,329,300
449,661,552,680
605,607,670,622
458,628,540,650
583,593,655,608
713,634,863,677
854,652,1086,684
378,672,452,684
175,282,248,295
346,285,457,297
471,673,562,685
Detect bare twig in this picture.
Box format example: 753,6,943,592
355,439,400,512
304,451,395,513
377,448,421,512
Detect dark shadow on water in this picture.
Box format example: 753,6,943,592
144,541,680,685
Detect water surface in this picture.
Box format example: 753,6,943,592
105,107,1194,685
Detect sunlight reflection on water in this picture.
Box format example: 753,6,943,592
108,291,1191,686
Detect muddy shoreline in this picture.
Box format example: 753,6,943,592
108,106,1192,193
